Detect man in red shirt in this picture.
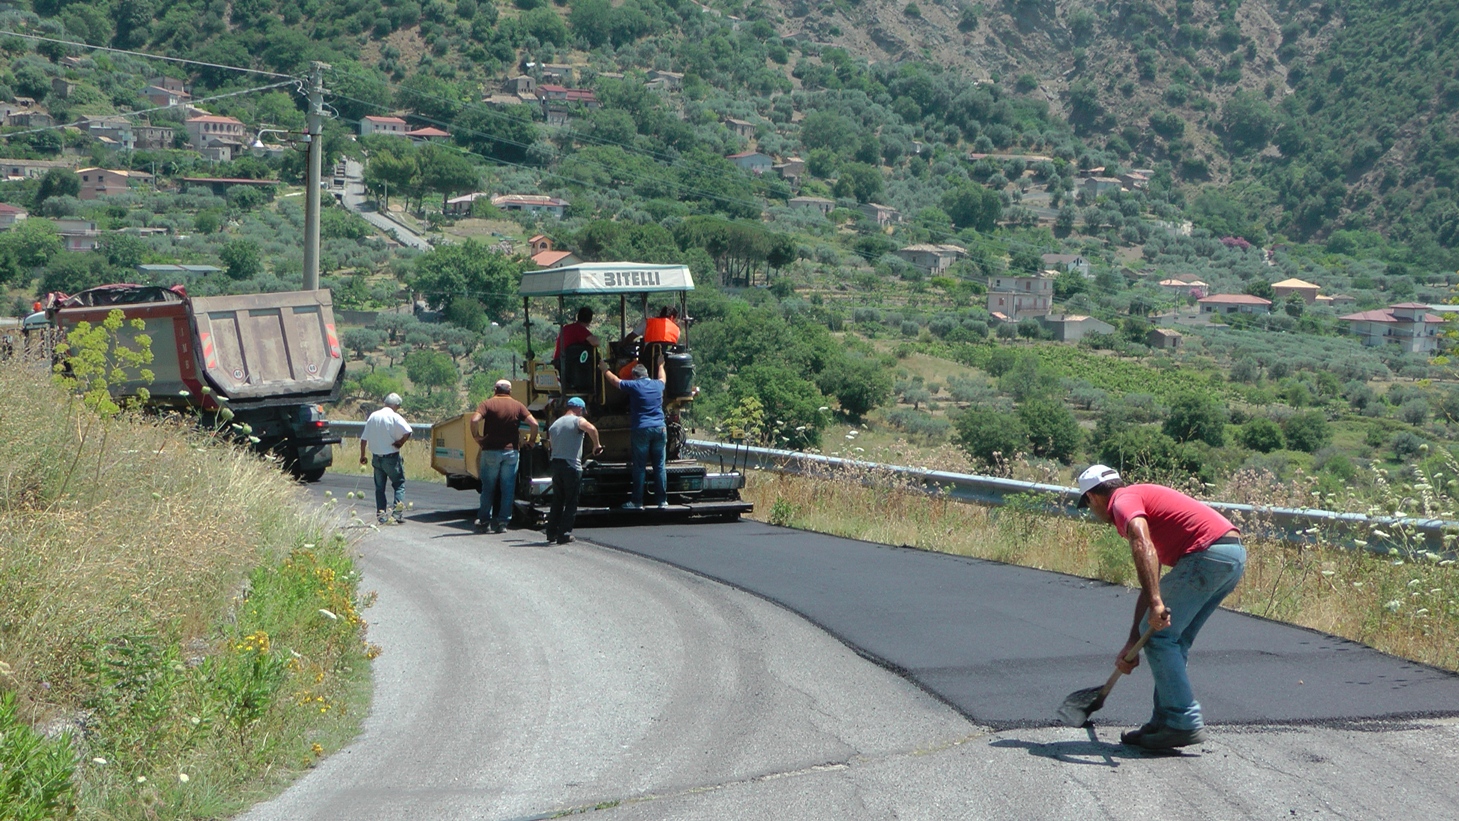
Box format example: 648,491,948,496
554,306,601,359
1077,464,1246,750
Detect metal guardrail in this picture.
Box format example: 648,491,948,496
327,421,1457,555
682,439,1459,557
329,420,433,439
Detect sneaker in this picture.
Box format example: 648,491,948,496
490,522,506,534
656,502,668,510
1136,726,1206,750
544,532,557,543
556,535,575,545
393,503,406,523
620,502,642,510
1120,723,1161,746
474,519,488,531
376,510,389,525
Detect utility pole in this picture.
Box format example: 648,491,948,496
303,61,330,292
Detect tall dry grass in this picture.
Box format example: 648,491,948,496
744,468,1459,673
0,362,309,708
0,357,372,819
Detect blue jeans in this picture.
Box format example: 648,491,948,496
630,426,667,506
372,452,405,516
478,449,520,525
1146,540,1247,731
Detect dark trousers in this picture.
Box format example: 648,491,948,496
546,459,582,539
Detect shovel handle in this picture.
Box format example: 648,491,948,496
1122,621,1159,663
1101,621,1160,695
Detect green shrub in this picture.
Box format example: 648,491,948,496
0,691,76,820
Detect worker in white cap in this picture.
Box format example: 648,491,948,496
1076,464,1246,750
360,393,411,524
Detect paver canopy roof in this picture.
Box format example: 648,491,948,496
520,263,694,296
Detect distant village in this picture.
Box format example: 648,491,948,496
0,66,1441,356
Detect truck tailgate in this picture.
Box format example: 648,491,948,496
190,290,342,401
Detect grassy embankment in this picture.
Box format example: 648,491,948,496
0,357,374,820
743,466,1459,673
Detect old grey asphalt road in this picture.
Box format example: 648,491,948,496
236,475,1459,819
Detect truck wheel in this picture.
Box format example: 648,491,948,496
298,468,326,483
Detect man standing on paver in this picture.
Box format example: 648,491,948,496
360,392,411,525
472,379,539,533
544,397,603,545
1076,464,1247,750
599,360,667,510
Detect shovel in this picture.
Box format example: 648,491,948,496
1057,622,1158,728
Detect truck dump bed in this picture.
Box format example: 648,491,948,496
189,290,343,403
51,288,342,408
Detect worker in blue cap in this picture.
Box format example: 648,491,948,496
544,397,603,544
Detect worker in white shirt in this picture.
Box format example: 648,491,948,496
360,393,412,524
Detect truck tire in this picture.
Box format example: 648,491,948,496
298,468,326,483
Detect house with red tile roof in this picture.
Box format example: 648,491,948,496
1339,303,1444,354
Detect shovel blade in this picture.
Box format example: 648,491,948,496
1057,685,1107,728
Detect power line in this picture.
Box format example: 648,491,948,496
0,80,300,140
0,30,296,80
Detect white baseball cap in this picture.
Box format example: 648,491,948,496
1076,464,1121,507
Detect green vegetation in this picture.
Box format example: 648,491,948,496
0,356,372,819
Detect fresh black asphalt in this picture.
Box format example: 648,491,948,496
317,473,1459,730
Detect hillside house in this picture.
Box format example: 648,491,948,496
1147,328,1183,349
540,64,574,83
0,159,74,179
1119,170,1150,189
185,115,247,161
406,126,450,144
7,111,53,128
56,219,99,252
727,151,772,175
1272,277,1322,304
724,117,755,139
859,202,902,227
0,202,28,230
773,157,804,183
538,85,600,125
1041,253,1091,277
143,77,190,108
1082,176,1124,199
134,124,175,150
529,234,553,255
531,249,582,269
77,168,151,199
986,272,1053,319
896,244,965,277
1039,314,1115,342
504,75,536,96
360,115,409,137
1198,294,1272,315
1339,303,1444,354
444,192,492,216
788,196,835,215
78,116,134,150
1158,277,1208,299
492,194,569,218
1328,294,1358,307
647,70,683,90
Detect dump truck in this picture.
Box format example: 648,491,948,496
431,262,752,525
37,284,344,480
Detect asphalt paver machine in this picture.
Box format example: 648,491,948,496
431,262,752,525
